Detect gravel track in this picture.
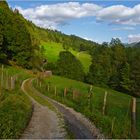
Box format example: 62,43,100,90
21,79,66,139
30,78,104,139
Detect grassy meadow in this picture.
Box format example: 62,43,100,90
0,66,33,139
34,75,140,138
42,42,92,73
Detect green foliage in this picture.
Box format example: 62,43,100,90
87,38,140,97
87,45,111,86
0,66,32,139
34,75,135,138
0,1,38,68
55,51,85,81
0,1,139,97
0,90,32,139
41,42,92,73
126,46,140,96
120,62,131,92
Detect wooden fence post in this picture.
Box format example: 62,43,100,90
89,85,93,92
1,65,4,95
102,91,108,115
54,86,57,96
6,72,9,90
131,97,136,138
73,90,75,100
11,76,15,90
36,78,39,86
111,117,116,136
88,85,93,111
39,81,42,88
48,84,50,92
64,88,67,97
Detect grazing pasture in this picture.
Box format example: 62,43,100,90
34,75,140,138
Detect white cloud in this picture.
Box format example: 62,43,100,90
83,36,102,43
112,26,135,31
16,2,102,29
128,34,140,43
16,2,140,29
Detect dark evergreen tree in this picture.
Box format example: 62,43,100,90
56,51,85,81
119,62,131,92
87,44,111,86
109,38,127,90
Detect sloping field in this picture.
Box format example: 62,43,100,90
42,42,91,73
34,75,140,138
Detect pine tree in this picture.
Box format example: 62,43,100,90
120,62,131,92
56,51,85,81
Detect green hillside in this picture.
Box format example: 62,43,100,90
42,42,91,72
0,66,33,138
34,75,140,138
0,1,140,139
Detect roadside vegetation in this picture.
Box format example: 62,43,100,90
33,75,140,138
41,42,91,73
0,66,32,139
0,1,139,139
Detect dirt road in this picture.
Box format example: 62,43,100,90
21,79,66,139
21,78,103,139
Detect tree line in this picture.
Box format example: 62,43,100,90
45,38,140,97
0,1,139,97
0,1,43,69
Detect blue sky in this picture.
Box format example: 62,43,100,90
8,0,140,43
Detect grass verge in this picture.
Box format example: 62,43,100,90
0,66,32,139
33,75,135,139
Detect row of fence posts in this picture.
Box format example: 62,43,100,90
101,91,137,138
0,65,16,96
36,78,137,138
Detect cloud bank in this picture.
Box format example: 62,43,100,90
128,34,140,43
16,2,140,29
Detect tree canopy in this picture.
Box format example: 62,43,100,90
55,51,85,81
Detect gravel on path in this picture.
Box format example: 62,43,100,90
21,79,66,139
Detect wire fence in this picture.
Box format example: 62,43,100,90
0,65,17,99
34,77,137,138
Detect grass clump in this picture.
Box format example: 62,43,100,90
33,75,137,138
42,42,91,72
0,66,32,139
0,89,32,139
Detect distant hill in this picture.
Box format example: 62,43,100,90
0,1,99,68
133,41,140,48
124,42,137,47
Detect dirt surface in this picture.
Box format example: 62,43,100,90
30,78,104,139
21,79,66,139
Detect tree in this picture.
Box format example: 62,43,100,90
109,38,127,89
0,1,38,68
62,43,69,51
56,51,85,81
120,62,131,92
130,53,140,96
87,45,111,86
0,21,7,62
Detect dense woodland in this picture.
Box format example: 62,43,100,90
0,1,140,97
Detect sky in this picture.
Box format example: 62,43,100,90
7,0,140,44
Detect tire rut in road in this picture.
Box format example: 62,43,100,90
21,79,66,139
30,78,104,139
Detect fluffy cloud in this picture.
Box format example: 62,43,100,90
128,34,140,43
112,26,135,31
16,2,102,29
97,4,140,25
16,2,140,29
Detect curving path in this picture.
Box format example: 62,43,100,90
21,79,66,139
21,78,103,139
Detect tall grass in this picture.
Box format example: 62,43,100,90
0,65,32,139
42,42,91,72
33,75,134,138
